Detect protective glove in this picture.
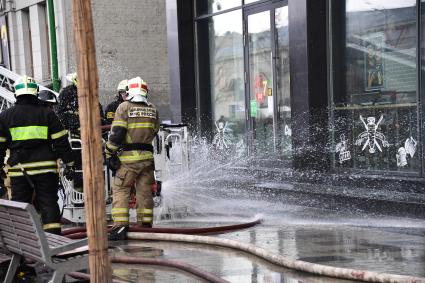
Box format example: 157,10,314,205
63,165,75,181
105,154,121,172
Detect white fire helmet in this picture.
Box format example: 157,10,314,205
66,72,77,86
14,75,39,97
117,79,128,92
126,77,149,103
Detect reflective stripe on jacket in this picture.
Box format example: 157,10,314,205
0,96,74,174
106,101,159,164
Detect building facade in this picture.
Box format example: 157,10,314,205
1,0,172,118
170,0,425,183
1,0,424,183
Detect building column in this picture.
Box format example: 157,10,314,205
29,4,49,82
288,0,329,171
15,10,32,76
166,0,182,123
54,0,69,88
7,12,19,72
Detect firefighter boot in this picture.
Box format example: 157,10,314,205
108,226,128,241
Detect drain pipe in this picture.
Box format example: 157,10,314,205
127,232,425,283
47,0,60,92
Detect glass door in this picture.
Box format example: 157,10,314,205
246,10,274,155
245,2,290,159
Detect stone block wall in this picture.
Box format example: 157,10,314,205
63,0,171,120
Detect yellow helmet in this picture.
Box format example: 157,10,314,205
14,75,39,97
66,72,77,86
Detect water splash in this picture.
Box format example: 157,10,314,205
154,128,425,231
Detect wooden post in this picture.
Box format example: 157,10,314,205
72,1,112,282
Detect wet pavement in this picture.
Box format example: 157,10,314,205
108,217,425,282
1,162,425,282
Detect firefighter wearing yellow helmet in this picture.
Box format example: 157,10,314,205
104,79,128,124
106,76,159,240
0,75,74,235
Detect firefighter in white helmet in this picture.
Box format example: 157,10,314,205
104,79,128,124
106,77,159,240
57,73,79,136
57,72,106,137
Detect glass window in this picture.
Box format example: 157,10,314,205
196,10,246,151
275,6,291,156
196,0,241,16
247,11,273,154
331,0,419,173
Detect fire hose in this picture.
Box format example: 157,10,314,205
61,219,425,282
68,255,231,283
126,232,425,283
110,256,229,283
67,272,129,283
62,218,262,239
67,257,229,283
62,219,260,282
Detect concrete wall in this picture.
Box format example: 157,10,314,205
63,0,171,120
7,0,50,82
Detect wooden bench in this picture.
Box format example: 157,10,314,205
0,199,88,283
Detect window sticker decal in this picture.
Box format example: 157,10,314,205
335,134,351,164
212,121,232,151
355,115,389,154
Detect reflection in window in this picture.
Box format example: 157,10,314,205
275,6,291,156
197,10,245,152
196,0,241,16
331,0,419,173
248,11,273,154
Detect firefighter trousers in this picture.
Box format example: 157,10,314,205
112,160,155,227
10,172,61,234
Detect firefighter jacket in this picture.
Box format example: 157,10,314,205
104,99,122,125
106,101,159,163
0,96,74,177
57,85,80,134
57,84,106,135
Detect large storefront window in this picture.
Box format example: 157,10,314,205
331,0,420,174
197,10,246,149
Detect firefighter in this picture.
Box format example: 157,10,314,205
57,73,80,137
0,76,74,235
57,72,106,136
104,79,128,124
106,76,159,241
57,73,106,192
